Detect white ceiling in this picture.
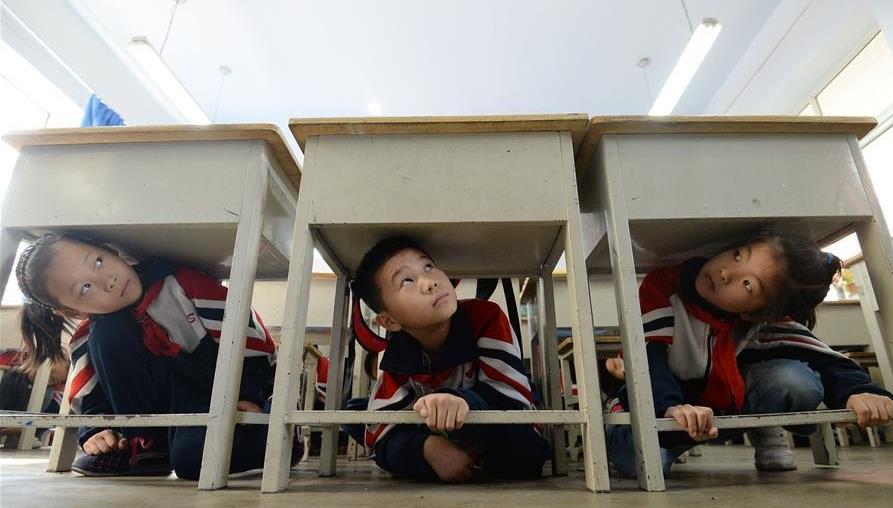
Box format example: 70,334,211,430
3,0,885,275
69,0,783,124
4,0,885,140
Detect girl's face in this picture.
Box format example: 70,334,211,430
694,241,783,318
43,240,143,315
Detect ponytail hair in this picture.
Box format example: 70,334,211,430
14,233,72,372
0,369,32,411
740,228,843,329
19,302,70,373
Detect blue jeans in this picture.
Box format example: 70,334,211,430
607,359,825,477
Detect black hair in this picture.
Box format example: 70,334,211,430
15,233,116,372
736,228,843,329
353,236,430,313
0,369,32,411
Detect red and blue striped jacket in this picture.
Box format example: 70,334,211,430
623,257,891,416
365,298,534,453
67,259,275,417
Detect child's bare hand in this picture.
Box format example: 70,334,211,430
846,393,893,427
413,393,469,432
83,429,127,455
423,435,474,483
237,400,262,413
665,404,719,441
605,356,625,380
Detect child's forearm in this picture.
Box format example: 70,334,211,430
619,341,684,417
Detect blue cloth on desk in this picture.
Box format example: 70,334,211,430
81,94,125,127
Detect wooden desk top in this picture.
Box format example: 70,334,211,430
576,115,877,170
2,124,302,191
289,114,590,153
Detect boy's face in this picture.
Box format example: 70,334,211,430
373,248,458,332
694,241,782,318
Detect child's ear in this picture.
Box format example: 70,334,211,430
374,312,402,333
53,308,87,320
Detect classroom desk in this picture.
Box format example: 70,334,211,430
575,116,893,491
0,125,300,490
262,115,613,493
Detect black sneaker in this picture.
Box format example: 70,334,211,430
72,436,172,477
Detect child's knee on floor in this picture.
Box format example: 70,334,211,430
480,425,550,479
168,427,204,480
745,358,824,413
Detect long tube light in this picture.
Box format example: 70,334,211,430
127,36,210,125
649,18,722,116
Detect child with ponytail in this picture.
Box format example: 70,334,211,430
607,229,893,476
15,233,281,478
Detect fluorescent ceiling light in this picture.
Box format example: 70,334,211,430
128,37,210,125
649,18,721,116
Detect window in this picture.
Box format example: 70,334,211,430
0,40,82,305
815,32,893,119
800,32,893,267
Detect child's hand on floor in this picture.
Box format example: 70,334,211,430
665,404,719,441
413,393,469,432
423,435,474,483
846,393,893,427
83,429,127,455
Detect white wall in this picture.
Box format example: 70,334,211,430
247,273,873,359
0,274,874,362
0,306,23,349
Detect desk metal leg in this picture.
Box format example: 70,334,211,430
849,137,893,392
836,426,850,448
17,360,52,450
852,263,893,390
559,351,582,462
47,365,78,472
199,149,269,490
867,426,881,447
301,354,318,463
319,276,350,477
559,131,610,492
347,348,369,460
261,230,313,492
261,138,320,492
599,137,665,491
810,423,839,466
539,275,569,476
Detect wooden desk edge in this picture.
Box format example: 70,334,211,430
2,124,302,191
575,115,878,169
288,114,589,153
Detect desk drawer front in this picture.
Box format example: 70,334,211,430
309,132,568,225
604,134,872,221
4,141,253,227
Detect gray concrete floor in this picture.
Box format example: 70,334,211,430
1,445,891,508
